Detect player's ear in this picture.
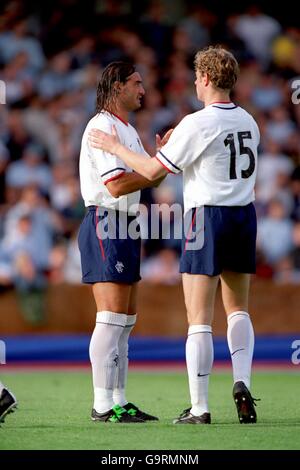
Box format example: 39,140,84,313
113,81,122,95
204,73,210,87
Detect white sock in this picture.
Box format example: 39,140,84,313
227,311,254,389
186,324,213,416
89,311,127,413
0,381,4,394
113,314,136,407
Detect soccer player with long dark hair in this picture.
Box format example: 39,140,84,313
79,62,171,423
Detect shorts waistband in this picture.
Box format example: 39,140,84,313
190,202,254,210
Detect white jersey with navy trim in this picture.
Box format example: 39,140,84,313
156,103,260,213
79,111,148,214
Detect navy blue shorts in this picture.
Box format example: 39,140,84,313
78,207,141,284
180,203,257,276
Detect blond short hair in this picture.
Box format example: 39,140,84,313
194,46,239,91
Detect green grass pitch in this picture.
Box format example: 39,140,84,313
0,369,299,450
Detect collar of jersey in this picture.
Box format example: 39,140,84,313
110,112,129,126
208,101,235,107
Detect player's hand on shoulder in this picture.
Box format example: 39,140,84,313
89,125,120,154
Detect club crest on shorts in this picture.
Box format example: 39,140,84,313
115,261,125,273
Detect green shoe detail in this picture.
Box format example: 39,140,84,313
91,404,144,423
126,407,137,416
107,405,127,422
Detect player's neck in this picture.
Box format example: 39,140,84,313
204,92,231,107
108,105,129,125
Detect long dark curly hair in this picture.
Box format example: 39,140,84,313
96,61,136,114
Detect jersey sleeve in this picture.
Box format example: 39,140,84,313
87,117,126,185
252,117,261,147
155,115,211,173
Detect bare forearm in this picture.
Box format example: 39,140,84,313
88,127,168,180
114,143,164,181
107,172,162,197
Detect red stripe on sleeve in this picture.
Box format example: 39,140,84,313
103,171,126,185
154,156,175,174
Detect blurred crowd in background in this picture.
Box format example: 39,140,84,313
1,0,300,308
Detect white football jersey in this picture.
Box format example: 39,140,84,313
79,111,148,215
156,102,260,213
